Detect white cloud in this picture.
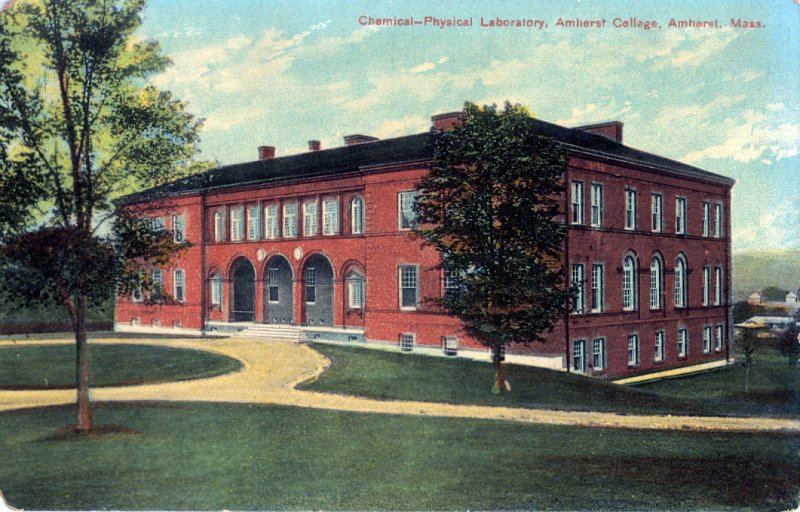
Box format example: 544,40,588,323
767,102,786,111
410,62,435,74
437,56,449,64
734,201,800,252
555,99,634,126
683,109,799,164
372,116,429,139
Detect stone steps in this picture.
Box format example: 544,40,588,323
234,323,303,341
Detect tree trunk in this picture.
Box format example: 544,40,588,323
492,345,508,394
75,292,93,432
744,363,750,395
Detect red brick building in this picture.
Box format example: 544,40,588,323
116,111,734,378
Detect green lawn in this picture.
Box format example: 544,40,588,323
301,343,799,418
0,344,242,389
634,347,799,417
0,402,797,511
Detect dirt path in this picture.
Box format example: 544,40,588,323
1,336,798,433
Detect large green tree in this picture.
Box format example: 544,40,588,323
0,0,206,431
415,102,572,393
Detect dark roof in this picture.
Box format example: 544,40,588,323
120,118,733,205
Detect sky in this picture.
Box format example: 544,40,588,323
115,0,798,252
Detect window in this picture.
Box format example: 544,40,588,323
247,205,261,240
399,265,418,309
173,269,185,302
675,197,687,235
230,207,244,241
151,269,163,301
351,196,364,235
347,271,364,309
323,198,339,235
702,266,711,306
170,214,185,242
702,201,710,237
703,325,712,353
677,328,688,358
571,264,585,314
283,202,298,238
650,256,662,310
443,336,459,356
714,203,723,237
715,324,724,351
628,334,640,366
151,217,166,232
267,268,280,303
674,255,687,308
591,264,604,313
655,330,665,362
625,189,637,230
398,191,418,230
305,267,316,304
132,285,143,303
590,183,603,227
592,337,607,371
573,340,586,373
571,181,584,225
651,193,662,232
714,267,723,306
214,210,225,242
264,204,279,239
400,333,415,352
303,200,318,237
443,269,460,299
210,274,222,308
622,256,636,311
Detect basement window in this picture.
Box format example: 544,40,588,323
400,333,415,352
443,336,459,356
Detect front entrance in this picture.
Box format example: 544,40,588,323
302,254,333,326
264,255,294,324
231,257,255,322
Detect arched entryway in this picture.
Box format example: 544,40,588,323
231,256,256,322
302,253,334,326
264,255,294,324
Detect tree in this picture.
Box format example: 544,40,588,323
0,0,206,432
775,312,800,367
415,102,572,393
761,286,788,302
737,324,762,394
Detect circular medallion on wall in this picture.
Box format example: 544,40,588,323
293,246,303,261
256,249,266,262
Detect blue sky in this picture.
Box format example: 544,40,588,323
134,0,799,252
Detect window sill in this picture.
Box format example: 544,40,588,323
400,307,418,312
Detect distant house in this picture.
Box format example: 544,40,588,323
747,292,762,305
736,316,799,336
786,291,799,304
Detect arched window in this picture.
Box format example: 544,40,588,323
674,255,687,308
210,274,223,308
346,271,364,309
622,255,637,311
350,196,364,235
650,256,662,310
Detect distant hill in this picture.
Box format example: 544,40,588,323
733,250,800,302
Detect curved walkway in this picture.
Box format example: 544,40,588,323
1,336,798,433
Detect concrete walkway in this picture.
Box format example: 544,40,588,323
1,336,798,433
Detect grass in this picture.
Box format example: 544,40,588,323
301,343,799,418
0,344,242,389
634,346,799,417
0,402,797,511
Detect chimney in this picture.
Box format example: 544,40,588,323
431,111,465,131
574,121,624,143
258,145,275,160
308,140,321,151
344,134,379,146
